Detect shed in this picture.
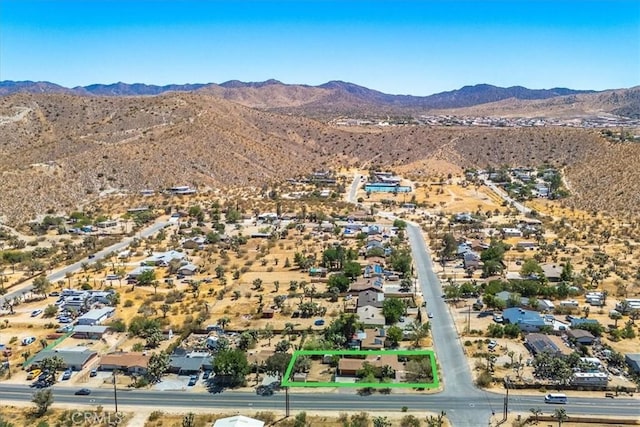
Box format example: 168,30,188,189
71,325,110,339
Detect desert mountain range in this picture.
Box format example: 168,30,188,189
2,79,638,119
0,81,639,225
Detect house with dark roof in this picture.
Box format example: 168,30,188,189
71,325,110,339
356,290,385,308
349,278,384,294
566,329,596,345
625,354,640,374
524,333,569,357
29,347,98,371
503,307,545,332
169,349,213,375
463,252,481,270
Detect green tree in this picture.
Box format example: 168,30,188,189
343,261,362,279
43,304,58,318
406,320,430,348
326,273,350,293
264,352,292,378
32,276,51,297
386,325,404,347
324,313,362,348
136,269,156,286
38,356,65,382
441,233,457,260
382,297,406,324
145,352,170,383
31,389,53,417
520,258,544,279
212,349,250,387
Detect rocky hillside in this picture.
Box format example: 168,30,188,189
1,92,638,224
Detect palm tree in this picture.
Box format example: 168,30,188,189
407,320,430,348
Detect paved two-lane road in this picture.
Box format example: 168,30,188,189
0,220,168,306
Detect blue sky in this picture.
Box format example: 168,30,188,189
1,0,638,95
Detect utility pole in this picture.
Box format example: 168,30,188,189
467,304,471,332
113,370,119,413
285,386,290,417
503,376,510,422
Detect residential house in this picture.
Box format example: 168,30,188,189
502,308,545,332
142,250,186,267
169,349,213,375
177,263,198,276
353,328,387,350
463,251,481,270
356,290,385,308
502,228,523,238
126,266,155,280
29,347,98,371
524,333,571,356
541,264,563,282
76,307,115,326
213,415,265,427
337,354,402,377
363,263,384,278
566,329,596,345
99,351,151,375
349,278,384,294
71,325,110,340
625,354,640,374
356,305,385,327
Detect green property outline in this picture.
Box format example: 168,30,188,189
281,349,439,389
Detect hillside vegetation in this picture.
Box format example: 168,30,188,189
0,92,638,224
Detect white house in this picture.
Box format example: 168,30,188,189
76,307,115,326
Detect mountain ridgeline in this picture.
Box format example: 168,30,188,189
0,79,604,113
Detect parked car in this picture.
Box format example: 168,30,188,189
30,309,43,317
314,319,325,326
21,337,36,346
428,312,434,319
75,388,91,396
488,340,498,351
58,317,72,324
61,369,72,380
27,369,42,380
90,368,98,377
187,375,198,386
49,292,60,297
202,370,211,380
